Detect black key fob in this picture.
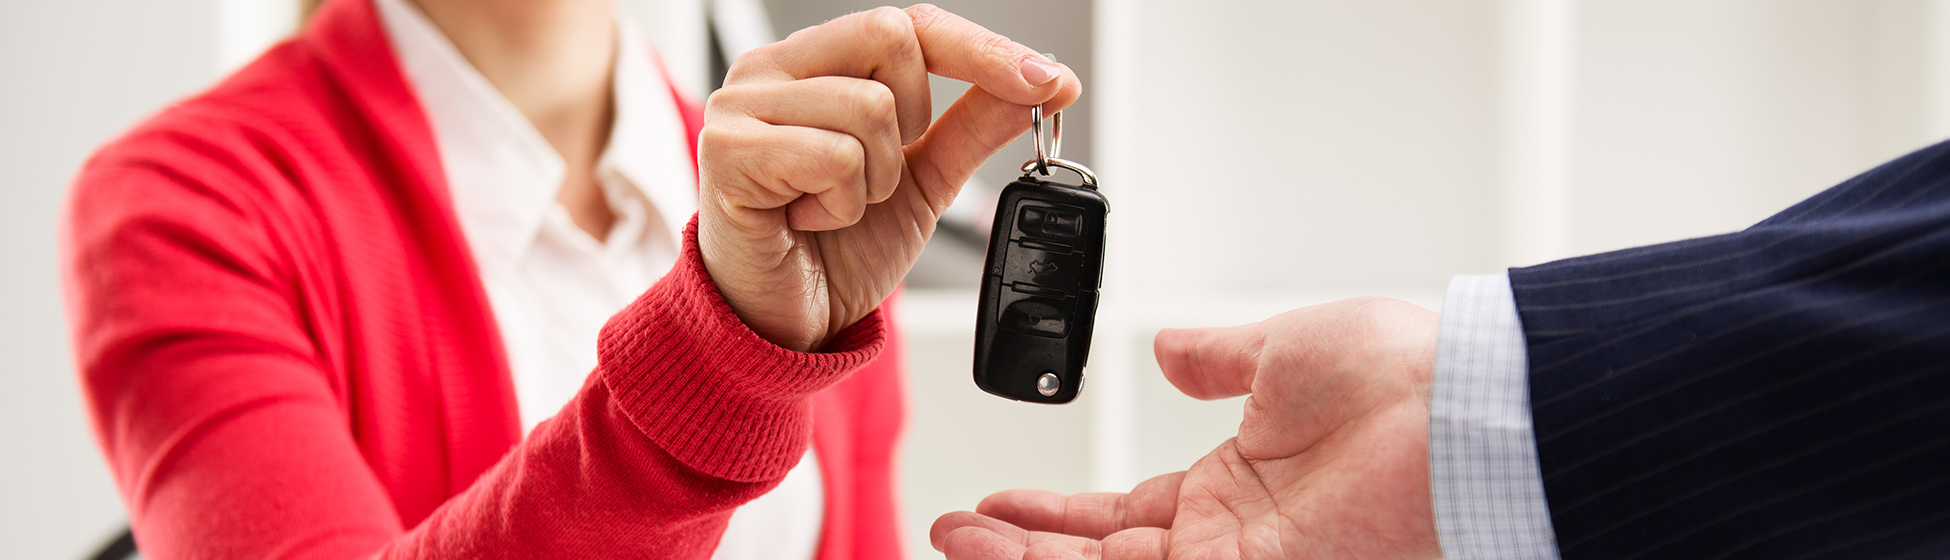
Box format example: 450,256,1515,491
973,164,1107,404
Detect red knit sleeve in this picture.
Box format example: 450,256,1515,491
598,219,885,483
378,219,884,557
68,150,884,558
71,162,390,557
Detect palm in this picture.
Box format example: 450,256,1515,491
1151,440,1288,559
934,298,1441,560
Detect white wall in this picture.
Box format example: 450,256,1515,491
0,1,220,557
1570,0,1940,256
1089,0,1505,495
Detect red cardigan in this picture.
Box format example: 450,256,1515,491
59,0,907,557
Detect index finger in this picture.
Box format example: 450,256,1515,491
734,7,933,142
905,4,1077,107
933,513,1110,558
975,472,1184,540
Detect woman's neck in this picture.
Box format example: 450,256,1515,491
413,0,620,239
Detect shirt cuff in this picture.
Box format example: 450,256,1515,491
1429,273,1562,560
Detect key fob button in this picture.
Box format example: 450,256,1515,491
1018,205,1083,241
999,290,1072,338
1002,243,1082,292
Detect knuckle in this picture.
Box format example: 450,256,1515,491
722,44,781,84
859,6,914,46
851,80,898,123
826,135,866,180
697,124,738,152
864,5,910,27
904,4,944,28
783,23,818,42
703,87,737,110
704,84,764,115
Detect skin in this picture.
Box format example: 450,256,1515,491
699,5,1079,351
931,298,1445,560
414,0,620,239
410,0,1080,351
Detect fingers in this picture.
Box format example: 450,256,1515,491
709,77,905,204
1100,528,1170,560
742,5,1080,133
933,512,1102,557
939,526,1031,560
978,490,1115,538
933,512,1169,560
1025,542,1090,560
698,122,867,231
714,3,1084,224
735,7,932,142
905,4,1079,107
941,527,1095,560
976,472,1185,540
1154,323,1267,400
938,526,1030,560
1125,472,1185,531
900,67,1080,215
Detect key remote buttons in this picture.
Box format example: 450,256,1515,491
971,92,1109,404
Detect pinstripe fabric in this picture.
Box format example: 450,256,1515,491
1509,139,1950,560
1431,273,1562,560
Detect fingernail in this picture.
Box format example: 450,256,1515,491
1019,58,1060,86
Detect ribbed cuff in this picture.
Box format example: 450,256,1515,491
597,216,885,482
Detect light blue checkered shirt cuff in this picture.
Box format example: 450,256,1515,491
1430,273,1561,560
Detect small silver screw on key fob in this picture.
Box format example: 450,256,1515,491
973,102,1108,404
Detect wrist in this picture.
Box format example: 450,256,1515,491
599,216,885,481
696,205,835,352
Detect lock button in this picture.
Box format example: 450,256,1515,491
1003,242,1082,292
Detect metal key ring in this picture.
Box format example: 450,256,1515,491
1020,157,1098,188
1030,104,1062,175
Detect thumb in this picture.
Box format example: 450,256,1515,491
900,67,1078,216
1153,322,1265,400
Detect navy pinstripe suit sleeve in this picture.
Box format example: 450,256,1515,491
1508,139,1950,560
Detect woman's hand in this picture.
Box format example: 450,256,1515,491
930,298,1444,559
698,4,1080,351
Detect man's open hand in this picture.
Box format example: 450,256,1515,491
931,298,1444,559
698,5,1080,351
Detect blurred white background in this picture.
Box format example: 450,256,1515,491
6,0,1950,558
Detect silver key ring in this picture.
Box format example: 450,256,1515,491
1029,52,1063,175
1024,53,1094,187
1019,157,1098,188
1024,102,1096,187
1030,104,1062,175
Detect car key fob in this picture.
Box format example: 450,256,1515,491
973,104,1107,404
